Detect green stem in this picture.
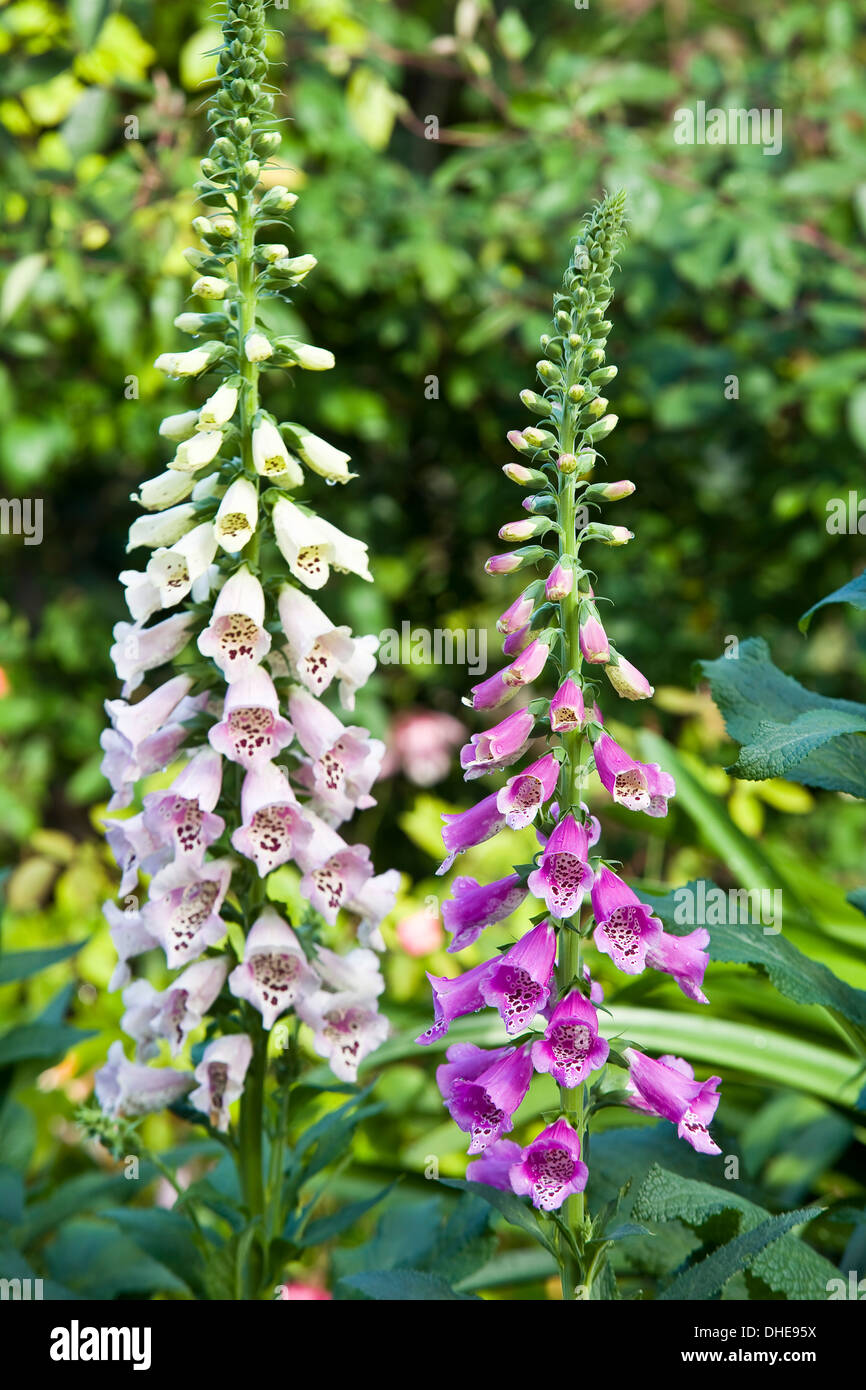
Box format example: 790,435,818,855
236,179,261,570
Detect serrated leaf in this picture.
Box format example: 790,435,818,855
730,708,866,781
659,1205,821,1301
697,638,866,796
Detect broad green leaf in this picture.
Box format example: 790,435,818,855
697,638,866,797
634,1165,836,1300
0,940,87,985
298,1183,396,1248
800,571,866,631
0,1023,97,1068
43,1218,190,1298
643,881,866,1032
440,1178,559,1258
659,1205,822,1301
730,708,866,781
455,1247,557,1291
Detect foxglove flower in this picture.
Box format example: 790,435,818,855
593,732,676,817
208,667,294,771
531,991,609,1088
459,706,534,779
277,585,377,710
197,566,271,681
142,747,225,864
288,686,384,825
439,791,507,874
416,958,499,1045
509,1119,588,1211
189,1034,253,1132
442,873,530,953
466,1138,523,1191
231,762,311,877
646,927,711,1003
228,910,318,1029
298,990,389,1083
438,1043,533,1153
144,856,233,969
495,752,559,829
479,920,556,1035
122,956,229,1059
591,867,662,974
548,678,586,734
605,652,654,700
469,638,549,710
95,1041,194,1118
625,1050,721,1155
527,813,592,918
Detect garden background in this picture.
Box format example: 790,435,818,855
2,0,866,1299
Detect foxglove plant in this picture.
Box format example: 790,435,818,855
89,0,398,1298
419,192,721,1299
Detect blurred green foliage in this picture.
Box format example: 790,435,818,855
1,0,866,1298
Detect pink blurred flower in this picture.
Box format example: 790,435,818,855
278,1283,332,1301
396,908,444,957
380,709,466,787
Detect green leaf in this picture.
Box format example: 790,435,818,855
659,1206,822,1301
69,0,114,50
340,1269,478,1300
43,1218,190,1298
633,1165,836,1300
0,940,87,985
729,708,866,781
643,881,866,1031
800,571,866,631
298,1183,396,1248
0,1022,97,1068
697,638,866,797
440,1178,559,1258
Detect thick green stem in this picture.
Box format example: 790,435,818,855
554,354,589,1299
236,183,261,569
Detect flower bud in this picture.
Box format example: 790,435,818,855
581,523,633,546
575,450,597,476
587,395,609,419
215,477,258,555
507,429,536,456
280,423,353,482
579,607,610,663
498,517,552,542
521,427,557,451
519,389,553,417
270,253,317,283
502,463,547,486
234,116,252,138
536,359,563,386
171,429,223,474
589,365,617,386
198,383,239,430
484,546,548,575
584,413,618,443
258,243,289,263
567,384,585,404
182,248,211,270
521,493,556,515
192,216,213,238
585,479,635,502
210,215,235,237
192,276,231,300
605,652,654,700
556,452,578,474
174,311,228,335
241,159,261,185
154,342,228,377
159,410,200,442
258,185,299,213
255,131,282,156
273,338,335,371
244,331,273,362
133,470,196,511
545,560,574,602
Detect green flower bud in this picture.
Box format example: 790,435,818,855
192,275,233,300
567,384,585,404
258,185,299,213
585,413,618,443
519,389,554,417
587,395,609,419
589,365,617,386
557,453,578,474
584,479,635,502
581,522,633,546
257,243,289,263
502,463,548,486
234,116,252,138
522,426,558,451
174,311,230,335
536,360,563,386
255,131,282,155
